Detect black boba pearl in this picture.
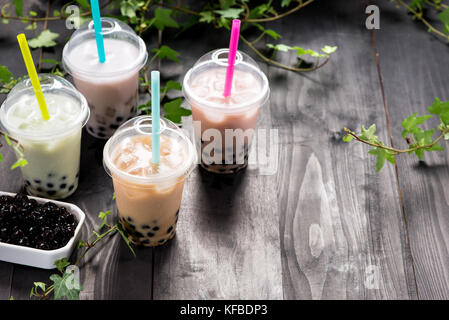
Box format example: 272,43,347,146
97,132,106,138
142,239,150,245
142,225,151,229
61,176,66,181
25,180,31,186
48,173,54,178
129,224,136,230
47,183,54,188
152,226,159,231
134,232,144,238
116,116,123,122
109,124,119,130
147,232,155,237
60,184,67,189
98,126,106,132
47,191,56,196
167,226,173,234
34,179,41,184
127,217,133,222
68,185,74,191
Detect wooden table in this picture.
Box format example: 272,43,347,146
1,0,448,300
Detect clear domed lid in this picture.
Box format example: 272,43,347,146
183,49,270,113
103,116,197,185
0,74,90,139
62,17,148,79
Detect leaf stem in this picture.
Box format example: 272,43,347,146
243,0,315,23
344,127,449,154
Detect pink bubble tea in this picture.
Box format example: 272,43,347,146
183,49,269,174
63,18,147,139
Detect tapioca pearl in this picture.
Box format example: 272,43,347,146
147,232,155,237
115,116,123,122
61,176,66,181
60,183,67,189
127,216,133,223
47,190,56,196
142,225,151,229
98,126,106,132
34,179,41,184
134,231,144,238
152,226,159,231
47,183,54,188
25,180,31,186
167,226,173,234
109,123,119,130
142,239,150,245
97,132,106,138
68,185,75,191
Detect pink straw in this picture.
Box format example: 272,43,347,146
223,19,241,97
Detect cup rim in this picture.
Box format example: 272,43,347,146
103,116,197,185
0,74,90,140
182,53,270,113
62,17,148,79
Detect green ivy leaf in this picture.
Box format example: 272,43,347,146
50,271,82,300
33,282,46,292
13,0,23,16
428,97,449,125
0,153,3,163
152,45,180,63
116,222,136,257
151,8,179,31
281,0,292,7
28,30,59,48
321,45,338,55
368,147,395,172
120,0,139,18
438,7,449,34
163,98,192,123
215,8,244,19
75,0,90,9
10,158,27,170
401,112,432,138
199,11,214,23
54,258,70,273
342,134,353,142
359,124,378,143
0,65,13,83
267,43,291,52
164,80,182,92
264,29,281,40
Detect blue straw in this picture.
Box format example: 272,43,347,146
90,0,105,63
151,71,160,164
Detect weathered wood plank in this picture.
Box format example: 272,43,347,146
371,0,449,299
1,1,154,297
273,0,417,299
151,23,283,299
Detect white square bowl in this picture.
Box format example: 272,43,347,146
0,191,85,269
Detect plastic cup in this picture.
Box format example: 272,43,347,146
103,116,196,247
0,74,90,199
62,17,148,139
183,49,270,174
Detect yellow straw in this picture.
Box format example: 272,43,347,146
16,33,50,121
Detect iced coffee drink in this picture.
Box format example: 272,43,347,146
103,116,195,246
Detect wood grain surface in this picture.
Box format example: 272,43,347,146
372,0,449,299
0,0,448,300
